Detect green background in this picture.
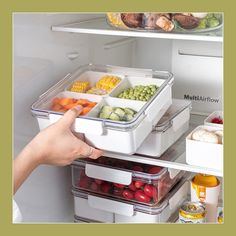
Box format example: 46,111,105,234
0,0,233,235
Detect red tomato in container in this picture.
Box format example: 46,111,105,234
101,182,111,193
94,179,103,185
90,182,99,191
134,190,151,203
113,187,123,196
113,183,125,189
79,176,92,189
148,166,162,174
128,181,137,191
134,180,145,189
132,165,144,172
144,184,158,200
122,190,134,200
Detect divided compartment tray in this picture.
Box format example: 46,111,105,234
65,70,125,96
31,64,173,154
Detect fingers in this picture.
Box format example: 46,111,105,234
59,105,83,128
77,142,103,160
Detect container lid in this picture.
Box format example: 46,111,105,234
153,99,191,132
72,173,189,215
73,157,168,182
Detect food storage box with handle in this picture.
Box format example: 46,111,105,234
136,99,191,157
72,174,189,223
186,125,223,171
31,64,173,154
72,157,185,206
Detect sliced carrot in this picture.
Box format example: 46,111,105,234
81,106,92,115
59,98,73,106
64,103,77,110
76,99,89,106
52,97,61,105
87,102,97,108
51,104,62,111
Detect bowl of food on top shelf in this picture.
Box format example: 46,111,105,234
106,13,223,33
186,125,223,171
204,111,223,128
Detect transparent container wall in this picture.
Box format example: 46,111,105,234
72,157,185,206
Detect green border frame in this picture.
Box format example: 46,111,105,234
0,0,234,235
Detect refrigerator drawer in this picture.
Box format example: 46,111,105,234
72,157,185,206
31,64,173,154
72,175,189,223
136,99,191,157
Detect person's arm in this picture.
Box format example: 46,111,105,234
13,105,103,194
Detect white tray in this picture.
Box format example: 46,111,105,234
31,64,173,154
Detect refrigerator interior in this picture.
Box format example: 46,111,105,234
13,13,223,223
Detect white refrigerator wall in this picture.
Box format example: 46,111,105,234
13,13,223,223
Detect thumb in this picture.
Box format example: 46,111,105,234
59,105,83,128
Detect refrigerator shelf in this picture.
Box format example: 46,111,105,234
104,114,223,177
52,17,223,42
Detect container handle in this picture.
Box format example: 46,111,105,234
172,107,190,132
169,181,189,210
85,164,132,185
88,195,134,216
49,114,104,135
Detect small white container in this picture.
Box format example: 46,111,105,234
186,125,223,171
31,64,173,154
72,176,189,223
136,99,191,157
204,111,223,128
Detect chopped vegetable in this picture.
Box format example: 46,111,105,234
96,75,121,92
117,84,159,101
70,81,90,93
99,105,137,121
51,97,97,116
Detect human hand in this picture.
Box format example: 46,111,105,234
27,105,103,166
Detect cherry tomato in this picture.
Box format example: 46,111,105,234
211,117,223,124
128,181,137,191
113,187,123,196
113,183,125,189
148,166,162,174
79,170,86,178
122,190,134,200
94,179,103,185
134,180,145,189
101,182,111,193
79,176,92,189
132,165,144,172
144,184,157,199
90,182,99,191
134,190,151,203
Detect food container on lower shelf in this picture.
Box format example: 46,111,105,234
186,125,223,171
136,99,191,157
72,157,185,206
31,64,173,154
204,111,223,128
72,174,190,223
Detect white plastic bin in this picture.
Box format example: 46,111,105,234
31,64,173,154
137,99,191,157
72,175,189,223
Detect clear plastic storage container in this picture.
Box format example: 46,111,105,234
136,99,191,157
106,13,223,33
31,64,173,154
72,157,185,206
72,175,189,223
204,111,223,128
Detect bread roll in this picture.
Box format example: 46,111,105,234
192,128,219,144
